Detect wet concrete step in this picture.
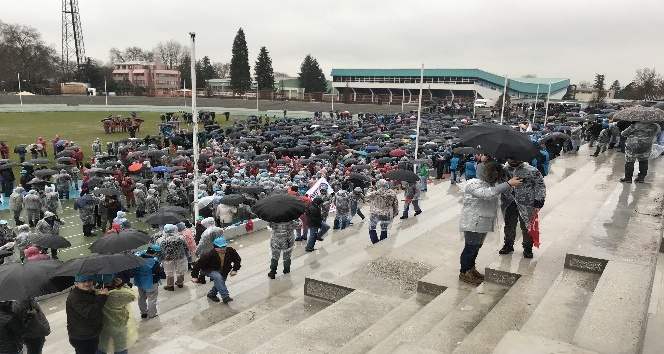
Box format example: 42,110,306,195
413,282,509,354
572,261,656,354
492,330,600,354
335,293,435,354
211,296,331,353
521,269,601,343
250,290,401,354
366,288,470,354
642,313,664,354
391,343,443,353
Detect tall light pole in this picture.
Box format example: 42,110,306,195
104,77,108,106
183,79,187,107
533,85,539,125
499,75,508,125
414,63,424,165
190,32,199,221
544,83,552,126
256,82,259,112
17,73,23,107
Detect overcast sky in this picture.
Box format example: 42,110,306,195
3,0,662,85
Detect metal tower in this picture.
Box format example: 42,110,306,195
62,0,86,79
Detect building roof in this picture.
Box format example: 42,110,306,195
330,68,569,94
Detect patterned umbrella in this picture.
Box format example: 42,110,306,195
613,106,664,122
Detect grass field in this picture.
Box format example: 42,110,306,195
0,111,245,162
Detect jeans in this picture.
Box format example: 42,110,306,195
460,231,485,272
69,337,100,354
334,213,348,229
503,202,533,249
419,176,428,190
205,270,229,298
403,200,421,216
24,336,46,354
349,201,365,221
306,226,320,251
58,190,70,200
450,170,461,183
138,286,159,318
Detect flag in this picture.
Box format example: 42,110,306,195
306,177,333,199
528,209,540,248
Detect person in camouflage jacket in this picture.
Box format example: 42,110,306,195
35,211,65,259
620,121,661,183
74,193,97,236
333,189,352,230
366,179,399,244
156,224,189,291
267,219,301,279
22,189,43,227
8,186,25,226
134,183,147,218
43,186,61,215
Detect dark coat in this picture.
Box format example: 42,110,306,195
191,247,241,278
66,287,108,340
0,306,30,353
305,203,324,228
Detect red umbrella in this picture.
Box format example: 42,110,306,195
389,149,406,157
128,163,142,172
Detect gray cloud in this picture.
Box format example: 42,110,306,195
4,0,662,85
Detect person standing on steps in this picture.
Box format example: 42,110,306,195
400,181,422,219
459,162,523,285
499,156,546,259
366,179,399,244
417,163,430,191
267,219,300,279
192,237,241,304
66,275,109,354
620,121,661,183
156,224,189,292
304,197,329,252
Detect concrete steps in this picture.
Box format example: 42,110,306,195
520,269,601,343
493,330,600,354
643,252,664,354
250,290,401,354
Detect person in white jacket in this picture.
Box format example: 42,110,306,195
458,162,522,285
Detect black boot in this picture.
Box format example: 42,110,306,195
379,230,388,241
523,248,534,258
400,213,408,219
499,244,514,254
369,229,379,244
283,259,291,274
268,259,278,279
332,219,339,230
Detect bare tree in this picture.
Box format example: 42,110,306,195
154,40,183,69
0,22,58,86
108,47,125,63
578,81,591,89
634,68,663,100
109,46,154,63
213,62,230,78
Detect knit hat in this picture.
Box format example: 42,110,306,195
163,224,177,233
74,274,95,282
176,222,186,231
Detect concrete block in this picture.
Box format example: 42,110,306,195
223,218,268,238
493,330,600,354
564,253,607,274
573,261,655,354
391,342,443,354
304,277,354,302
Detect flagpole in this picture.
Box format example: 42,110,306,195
533,85,539,126
190,32,199,222
414,63,423,167
183,79,187,108
473,90,477,119
544,83,551,126
18,73,23,108
104,77,108,106
499,75,507,124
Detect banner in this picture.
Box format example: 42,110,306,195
306,177,334,199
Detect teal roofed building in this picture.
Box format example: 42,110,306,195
330,68,570,106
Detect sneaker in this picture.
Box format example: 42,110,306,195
207,294,220,302
619,178,632,183
498,244,514,255
222,297,233,303
471,267,484,279
176,284,183,288
163,286,175,291
523,249,534,258
305,248,316,252
635,177,645,183
459,270,483,285
400,215,408,219
414,210,422,216
294,237,304,241
141,313,148,319
316,237,324,241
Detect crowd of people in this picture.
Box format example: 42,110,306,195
0,105,663,353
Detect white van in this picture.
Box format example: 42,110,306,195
474,99,488,108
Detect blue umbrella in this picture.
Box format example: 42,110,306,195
152,166,172,173
365,146,380,151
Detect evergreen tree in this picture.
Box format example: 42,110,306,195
592,73,606,105
196,56,216,89
609,80,621,92
254,46,275,91
298,54,327,93
230,28,251,91
179,54,191,89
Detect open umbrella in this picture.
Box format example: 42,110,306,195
376,157,392,164
56,253,149,276
171,157,190,164
352,164,371,170
0,260,73,301
27,178,49,186
452,147,482,155
33,169,58,178
613,106,664,122
252,194,306,222
152,166,172,173
126,151,144,159
219,194,247,206
389,149,406,157
0,163,18,170
385,169,419,182
197,196,218,208
128,163,143,172
146,150,166,157
347,172,369,182
32,234,71,249
159,206,189,216
538,132,571,144
144,212,186,225
56,157,74,164
239,186,265,194
88,229,151,254
457,124,540,161
29,158,51,165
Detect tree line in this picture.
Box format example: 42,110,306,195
0,22,328,96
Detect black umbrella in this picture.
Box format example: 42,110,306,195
219,194,247,206
55,253,149,276
315,154,332,160
452,147,482,155
538,132,571,144
0,162,18,170
159,206,189,216
32,234,72,249
144,212,186,225
352,164,371,170
457,124,539,161
56,157,75,164
0,260,73,301
146,150,165,157
29,158,51,165
254,154,272,161
385,169,419,182
171,157,190,163
252,194,306,222
92,188,121,197
348,172,370,182
89,229,151,254
33,169,58,178
239,186,265,194
376,157,392,164
27,178,49,186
